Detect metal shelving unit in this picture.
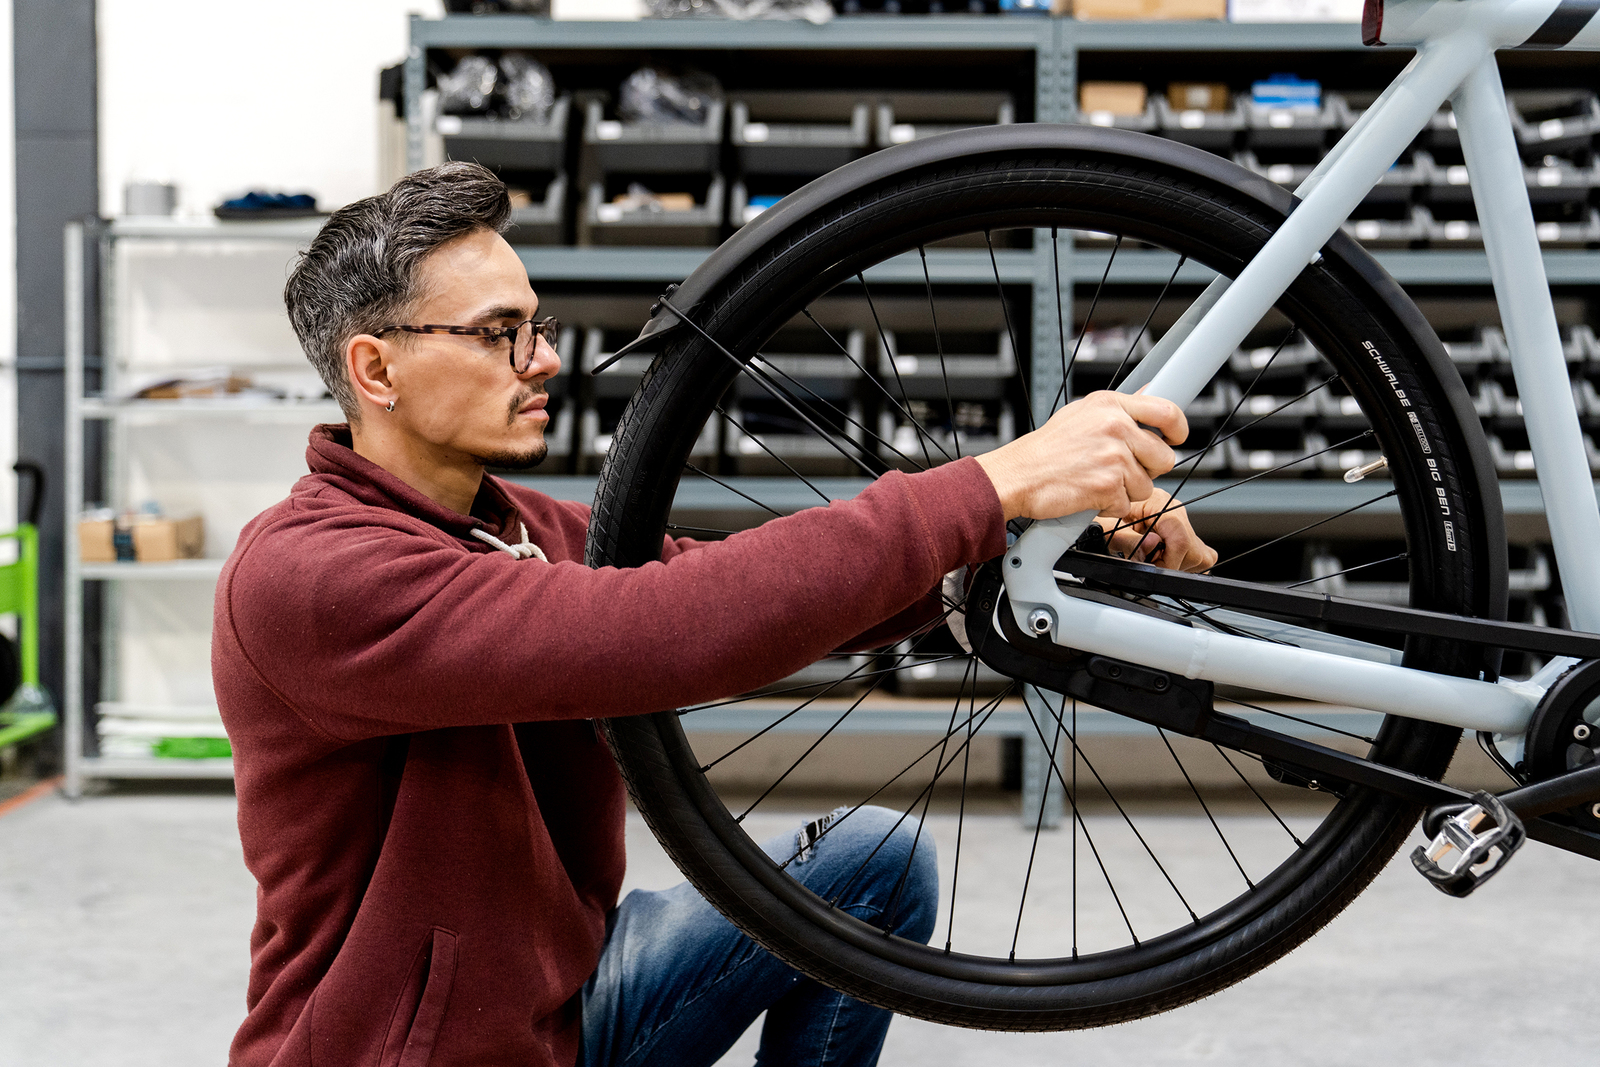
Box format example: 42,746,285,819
61,217,334,797
405,14,1600,443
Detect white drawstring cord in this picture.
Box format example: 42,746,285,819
470,521,548,562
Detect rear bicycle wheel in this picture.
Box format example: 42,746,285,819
587,131,1502,1030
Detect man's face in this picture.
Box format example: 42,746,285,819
384,227,559,469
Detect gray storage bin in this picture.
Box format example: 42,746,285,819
1235,150,1313,193
1072,103,1158,135
1442,326,1509,368
730,181,801,228
727,399,868,466
583,98,724,174
732,92,872,175
1245,100,1339,151
1342,205,1430,247
1511,89,1600,156
875,328,1017,400
875,92,1014,148
1531,208,1600,248
580,176,725,247
1524,158,1599,207
732,328,866,398
504,174,567,245
437,96,571,172
1156,98,1245,153
581,324,718,468
877,399,1015,462
1228,336,1324,375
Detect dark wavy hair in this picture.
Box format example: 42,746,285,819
284,161,512,420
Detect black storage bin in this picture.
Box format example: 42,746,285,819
731,91,872,176
438,96,570,172
583,98,724,174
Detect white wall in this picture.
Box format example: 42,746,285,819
98,0,444,218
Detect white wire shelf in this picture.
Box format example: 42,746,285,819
80,397,342,419
79,559,226,581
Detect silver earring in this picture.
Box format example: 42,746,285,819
385,399,396,413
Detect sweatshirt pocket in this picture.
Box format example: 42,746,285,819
379,927,459,1067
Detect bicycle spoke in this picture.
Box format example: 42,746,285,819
858,272,934,468
716,406,834,505
677,654,966,715
1213,744,1305,847
695,655,959,771
985,229,1035,433
1070,697,1078,957
1220,696,1375,745
801,308,954,464
819,687,1017,907
1109,254,1187,391
780,683,1014,872
756,351,930,472
684,463,783,517
1052,227,1068,413
734,615,962,821
944,658,980,954
882,656,974,932
1028,691,1196,923
1051,233,1121,413
1212,490,1398,571
1019,689,1143,948
1288,551,1408,590
1158,728,1253,890
661,293,887,479
918,245,960,459
1011,696,1063,959
1106,429,1376,538
666,523,737,537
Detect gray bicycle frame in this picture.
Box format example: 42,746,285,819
1004,0,1600,738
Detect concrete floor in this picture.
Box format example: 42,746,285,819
2,784,1597,1067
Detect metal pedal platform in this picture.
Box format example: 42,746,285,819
1411,791,1527,898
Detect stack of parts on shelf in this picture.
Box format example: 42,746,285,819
96,704,230,761
79,508,205,564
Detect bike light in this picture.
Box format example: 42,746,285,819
1363,0,1384,46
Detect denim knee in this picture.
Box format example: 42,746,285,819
810,804,938,946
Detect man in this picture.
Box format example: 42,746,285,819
214,161,1215,1067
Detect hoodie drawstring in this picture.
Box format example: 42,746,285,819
470,522,548,562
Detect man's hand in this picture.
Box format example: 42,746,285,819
974,391,1186,523
1095,489,1218,573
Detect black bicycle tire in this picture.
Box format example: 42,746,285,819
587,139,1497,1029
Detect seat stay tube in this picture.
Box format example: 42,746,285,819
1455,52,1600,633
1000,30,1543,739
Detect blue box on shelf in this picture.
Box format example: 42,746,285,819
1252,74,1321,110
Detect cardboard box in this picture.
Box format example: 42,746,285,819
130,515,205,563
79,519,116,563
1075,0,1224,16
1080,82,1148,117
1168,82,1230,112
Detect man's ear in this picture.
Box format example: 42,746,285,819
346,334,396,414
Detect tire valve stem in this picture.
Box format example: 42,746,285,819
1343,455,1389,484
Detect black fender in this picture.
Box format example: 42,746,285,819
612,122,1507,632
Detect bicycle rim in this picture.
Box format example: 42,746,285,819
588,144,1496,1029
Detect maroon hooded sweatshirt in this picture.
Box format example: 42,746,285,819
214,424,1006,1067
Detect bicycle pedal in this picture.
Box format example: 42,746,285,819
1410,791,1526,898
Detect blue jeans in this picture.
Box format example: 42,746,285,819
578,805,938,1067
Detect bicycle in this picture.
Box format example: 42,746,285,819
584,0,1600,1032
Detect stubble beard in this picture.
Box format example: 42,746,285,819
471,387,550,470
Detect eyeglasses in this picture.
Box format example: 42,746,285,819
373,316,559,374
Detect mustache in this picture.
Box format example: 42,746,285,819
508,386,547,425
